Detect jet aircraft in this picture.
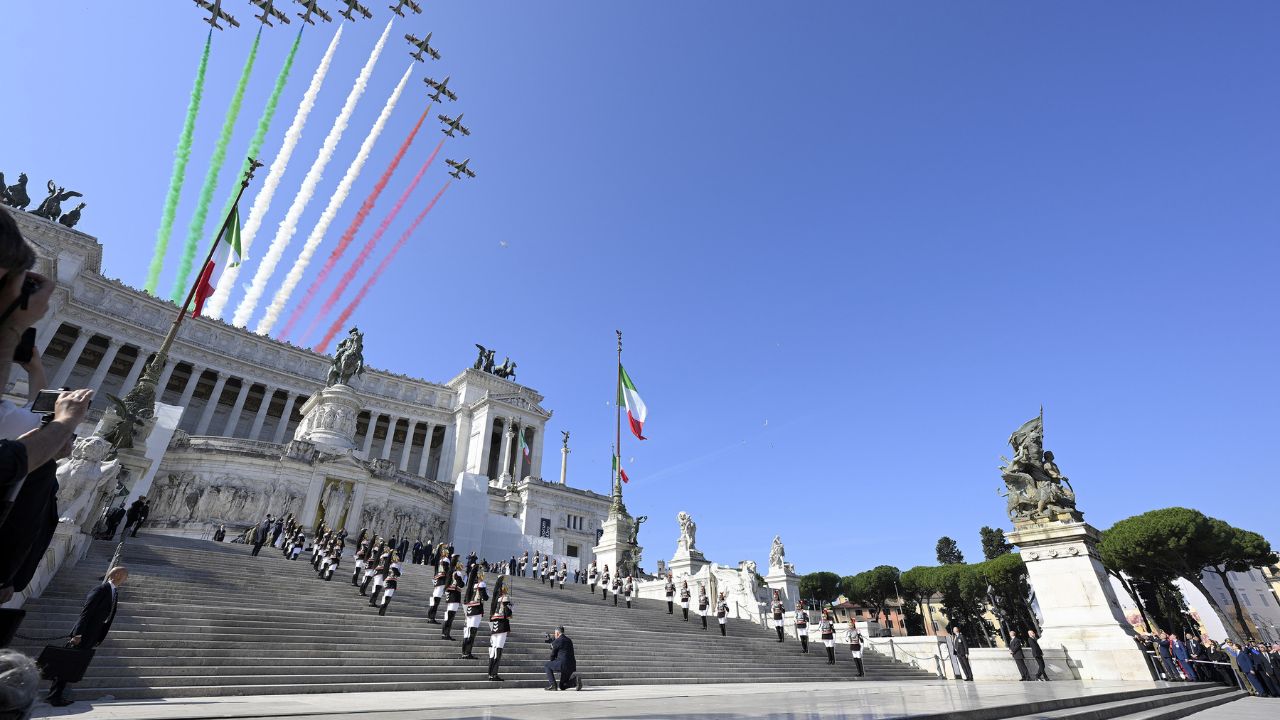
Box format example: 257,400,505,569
446,158,475,179
424,76,457,102
294,0,333,25
406,32,441,62
251,0,290,26
438,113,470,137
194,0,240,29
338,0,372,20
388,0,422,17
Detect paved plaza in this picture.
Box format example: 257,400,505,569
30,680,1205,720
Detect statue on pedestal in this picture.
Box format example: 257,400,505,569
627,515,647,545
769,535,786,571
676,511,697,552
999,410,1080,524
327,328,366,386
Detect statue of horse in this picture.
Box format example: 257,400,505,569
326,328,366,386
33,180,82,220
2,172,29,210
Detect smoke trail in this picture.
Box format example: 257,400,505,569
258,60,413,335
279,103,431,340
203,29,302,313
299,137,443,345
234,20,393,328
170,29,262,302
145,30,212,294
316,181,451,352
207,26,342,320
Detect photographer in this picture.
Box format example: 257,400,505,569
542,626,582,691
0,208,94,605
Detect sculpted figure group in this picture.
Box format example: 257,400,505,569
1,171,87,228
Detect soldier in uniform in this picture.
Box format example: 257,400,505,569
844,622,865,675
460,567,490,658
367,555,390,606
548,557,557,589
819,609,837,665
358,553,379,596
533,551,542,581
611,574,623,606
716,592,730,636
487,579,513,681
664,574,676,614
426,551,451,623
351,545,368,586
378,565,399,616
289,531,305,560
698,585,710,630
588,561,599,594
558,562,568,589
440,558,465,640
624,576,635,609
541,556,551,586
770,590,786,642
519,551,529,577
795,601,810,653
679,581,691,621
600,565,611,601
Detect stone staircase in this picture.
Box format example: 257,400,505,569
15,534,934,699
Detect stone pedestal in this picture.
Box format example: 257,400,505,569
592,510,638,577
294,384,361,452
1008,521,1151,681
764,564,801,608
668,547,708,579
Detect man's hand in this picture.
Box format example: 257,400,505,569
68,635,82,646
53,388,94,427
0,585,13,604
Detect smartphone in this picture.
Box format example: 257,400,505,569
31,389,61,414
12,327,35,364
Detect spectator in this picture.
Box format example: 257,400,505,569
0,648,39,720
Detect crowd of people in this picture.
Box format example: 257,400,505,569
1136,631,1280,697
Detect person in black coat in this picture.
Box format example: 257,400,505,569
104,503,126,539
1028,629,1050,680
543,626,581,691
951,627,973,681
122,497,147,538
0,434,78,605
1009,631,1032,681
44,566,129,707
250,516,272,557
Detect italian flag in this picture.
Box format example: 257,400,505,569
613,454,630,484
519,431,531,460
618,364,647,440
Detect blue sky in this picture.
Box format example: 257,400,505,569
2,1,1276,576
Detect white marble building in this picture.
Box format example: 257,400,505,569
7,210,610,568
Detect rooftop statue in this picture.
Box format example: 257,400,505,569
32,180,82,221
999,410,1081,525
327,327,366,386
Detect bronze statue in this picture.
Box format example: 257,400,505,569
627,515,647,546
561,430,570,450
999,410,1080,524
327,327,366,386
473,343,489,370
101,395,147,451
492,357,517,380
1,172,30,210
59,202,85,229
32,180,82,221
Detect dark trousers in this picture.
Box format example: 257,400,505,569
956,655,973,680
251,542,265,556
545,659,574,688
1033,656,1049,680
1013,655,1031,680
46,677,68,701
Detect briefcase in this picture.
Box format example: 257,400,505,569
36,645,95,683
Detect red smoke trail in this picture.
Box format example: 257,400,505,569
280,104,432,339
315,181,451,352
299,137,444,344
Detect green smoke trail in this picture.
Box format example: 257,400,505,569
215,29,302,260
170,29,262,302
145,30,212,294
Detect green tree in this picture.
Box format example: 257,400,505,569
843,565,900,626
799,571,842,606
977,552,1037,639
979,526,1013,560
900,565,942,635
936,536,965,565
1099,507,1277,641
935,563,993,645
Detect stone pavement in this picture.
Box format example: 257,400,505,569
30,679,1224,720
1183,697,1277,719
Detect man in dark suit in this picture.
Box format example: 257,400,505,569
543,626,582,691
1009,630,1032,681
104,503,126,539
1027,629,1050,680
45,566,128,707
951,626,973,681
0,429,80,605
250,516,272,557
122,497,148,538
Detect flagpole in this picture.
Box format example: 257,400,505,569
612,329,625,514
115,158,262,419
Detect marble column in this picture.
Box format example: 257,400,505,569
399,419,419,471
273,392,299,444
85,339,122,391
560,442,569,485
49,331,92,388
118,350,150,394
417,422,436,476
177,365,206,407
381,416,401,460
498,419,515,482
248,386,277,441
530,427,544,481
442,422,460,480
155,360,178,402
194,373,228,435
220,380,252,437
361,412,382,457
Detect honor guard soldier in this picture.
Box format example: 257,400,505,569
611,575,622,606
532,551,542,580
540,557,550,585
770,590,786,642
819,609,837,664
624,576,635,609
368,557,389,606
588,562,598,594
698,585,710,629
359,556,379,596
352,546,367,585
844,623,865,676
321,542,340,581
548,558,557,589
600,565,611,600
487,578,513,681
460,567,490,658
289,531,305,560
440,559,465,640
379,569,399,616
664,575,676,614
716,592,730,636
427,553,450,623
679,581,691,621
519,551,529,577
558,562,568,589
795,601,810,653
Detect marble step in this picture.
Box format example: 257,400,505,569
1001,685,1243,720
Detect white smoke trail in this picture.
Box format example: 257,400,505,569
257,62,413,335
206,26,344,320
233,20,393,328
